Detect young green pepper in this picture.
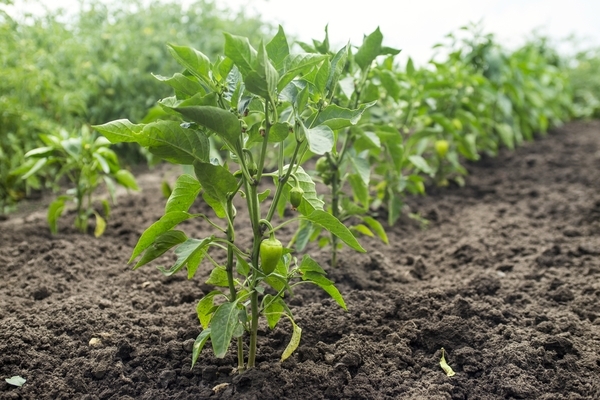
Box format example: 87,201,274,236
260,236,282,274
435,140,449,158
289,186,304,210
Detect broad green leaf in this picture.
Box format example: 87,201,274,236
168,44,211,80
93,119,144,143
93,212,106,238
304,210,365,252
314,58,331,95
348,173,369,208
165,174,201,214
130,211,194,262
141,120,210,165
235,254,251,277
210,301,241,358
353,224,374,237
24,146,54,158
409,155,435,176
348,154,370,185
278,53,327,92
152,73,206,98
224,33,257,76
355,27,383,70
197,291,221,329
187,249,206,280
306,124,334,155
93,152,110,174
312,102,375,131
327,44,349,94
191,329,211,369
134,230,187,269
302,271,347,310
158,237,212,276
263,294,285,329
173,106,242,154
206,266,229,287
269,122,292,142
298,255,326,274
194,162,238,202
266,25,289,71
114,170,139,190
202,191,226,218
47,196,68,235
379,69,400,100
363,216,389,244
295,220,313,252
245,42,279,101
281,319,302,362
21,157,48,180
61,138,81,158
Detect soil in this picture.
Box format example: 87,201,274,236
1,121,600,400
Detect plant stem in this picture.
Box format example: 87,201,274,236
225,196,244,371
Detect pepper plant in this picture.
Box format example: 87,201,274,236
15,125,139,235
291,27,395,266
94,26,366,371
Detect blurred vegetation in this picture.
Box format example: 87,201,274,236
0,0,272,213
1,2,600,217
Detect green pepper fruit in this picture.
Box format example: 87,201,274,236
315,156,330,174
289,186,304,210
435,140,449,158
259,237,283,274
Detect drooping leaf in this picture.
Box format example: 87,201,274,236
93,212,106,238
303,210,365,252
47,196,68,235
362,216,389,244
305,124,334,155
193,162,238,202
141,121,210,165
263,294,285,329
196,290,222,329
167,44,212,83
92,119,144,144
152,72,206,98
134,230,188,269
157,237,212,277
130,211,194,263
312,102,375,130
191,329,211,369
173,106,242,154
408,155,435,176
302,271,347,310
165,174,201,214
210,301,241,358
114,170,139,190
281,319,302,362
205,266,230,287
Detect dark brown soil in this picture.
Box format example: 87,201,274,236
2,121,600,400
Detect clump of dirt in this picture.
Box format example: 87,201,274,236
1,121,600,399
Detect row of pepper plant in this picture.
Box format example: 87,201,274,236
91,24,583,368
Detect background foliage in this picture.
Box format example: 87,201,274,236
0,0,272,213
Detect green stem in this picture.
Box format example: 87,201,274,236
265,142,302,222
225,196,244,372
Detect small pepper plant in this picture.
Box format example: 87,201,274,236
16,125,138,236
94,26,366,371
